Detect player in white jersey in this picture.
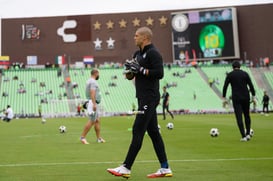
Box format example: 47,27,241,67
80,69,105,144
3,105,14,122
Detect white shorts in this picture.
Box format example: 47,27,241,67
87,100,99,122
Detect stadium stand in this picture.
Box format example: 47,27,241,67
70,68,136,114
160,66,223,112
0,69,68,117
0,65,272,117
264,72,273,90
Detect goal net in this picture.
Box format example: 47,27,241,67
45,99,105,118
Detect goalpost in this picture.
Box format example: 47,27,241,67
47,99,84,118
46,99,105,118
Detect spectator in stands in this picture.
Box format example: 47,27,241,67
108,82,117,87
262,91,270,114
57,69,62,77
3,77,10,82
193,91,196,100
161,86,174,120
41,98,48,104
2,92,8,97
222,61,255,142
3,105,14,122
31,78,37,83
47,90,53,94
59,82,65,88
81,68,85,75
72,82,78,88
111,75,118,79
19,81,24,87
40,82,46,87
18,87,26,94
58,93,62,100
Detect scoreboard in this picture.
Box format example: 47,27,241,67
171,7,240,62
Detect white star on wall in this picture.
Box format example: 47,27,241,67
93,38,102,49
106,37,115,49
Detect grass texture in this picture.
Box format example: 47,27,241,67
0,113,272,181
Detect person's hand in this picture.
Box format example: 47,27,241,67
124,59,133,70
130,59,146,75
123,60,135,80
130,59,141,73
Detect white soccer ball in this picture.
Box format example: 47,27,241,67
166,122,174,130
41,118,46,124
59,125,67,133
245,128,254,137
210,128,219,137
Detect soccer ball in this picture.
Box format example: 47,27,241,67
59,125,67,133
166,122,174,130
210,128,219,137
41,118,46,124
245,128,254,137
125,72,135,80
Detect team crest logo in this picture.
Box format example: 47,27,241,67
57,20,77,43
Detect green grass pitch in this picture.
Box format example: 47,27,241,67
0,114,272,181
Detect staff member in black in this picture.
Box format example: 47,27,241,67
107,27,172,178
222,61,255,142
262,91,270,114
162,86,174,120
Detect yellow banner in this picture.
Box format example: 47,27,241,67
0,56,10,61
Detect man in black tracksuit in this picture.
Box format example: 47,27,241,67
107,27,172,178
262,91,270,113
162,86,174,120
222,61,255,141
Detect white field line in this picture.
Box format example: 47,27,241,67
0,157,273,167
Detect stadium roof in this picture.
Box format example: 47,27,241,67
0,0,273,18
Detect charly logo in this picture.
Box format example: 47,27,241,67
57,20,77,43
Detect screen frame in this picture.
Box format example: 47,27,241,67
171,7,240,62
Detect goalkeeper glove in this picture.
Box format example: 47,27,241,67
123,60,134,74
130,58,146,75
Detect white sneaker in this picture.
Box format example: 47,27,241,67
246,135,251,140
240,137,249,142
147,168,173,178
107,165,131,178
80,138,89,144
97,137,106,143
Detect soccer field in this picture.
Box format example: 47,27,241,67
0,114,272,181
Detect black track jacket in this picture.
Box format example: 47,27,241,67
222,69,255,101
133,44,164,101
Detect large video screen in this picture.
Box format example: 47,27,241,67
171,7,240,62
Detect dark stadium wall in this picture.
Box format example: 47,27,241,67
1,4,273,65
236,4,273,64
